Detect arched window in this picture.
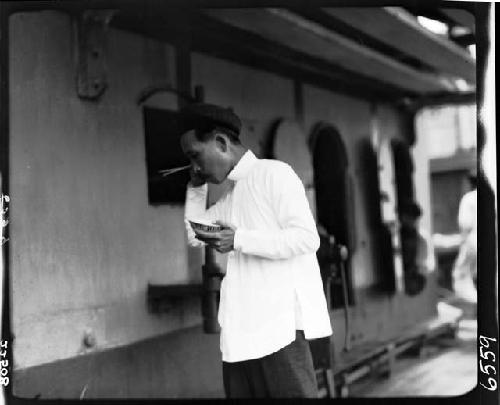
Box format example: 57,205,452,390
310,123,355,307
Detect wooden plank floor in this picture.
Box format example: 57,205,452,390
349,317,477,397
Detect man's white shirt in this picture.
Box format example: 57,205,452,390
184,150,332,362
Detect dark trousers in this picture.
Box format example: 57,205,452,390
222,330,318,398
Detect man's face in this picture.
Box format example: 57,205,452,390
180,129,229,184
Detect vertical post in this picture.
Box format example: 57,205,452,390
202,248,222,334
175,29,221,333
190,75,221,334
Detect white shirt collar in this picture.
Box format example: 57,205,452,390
227,150,258,182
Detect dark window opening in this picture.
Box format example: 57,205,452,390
311,123,355,308
143,107,190,205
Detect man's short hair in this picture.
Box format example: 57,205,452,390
179,103,242,144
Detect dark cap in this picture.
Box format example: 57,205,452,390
179,103,242,136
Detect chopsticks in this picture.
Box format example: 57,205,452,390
158,165,191,177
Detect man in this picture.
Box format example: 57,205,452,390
452,170,477,302
179,103,332,398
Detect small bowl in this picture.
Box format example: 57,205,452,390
189,220,222,233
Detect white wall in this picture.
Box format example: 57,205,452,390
417,104,477,159
9,11,203,369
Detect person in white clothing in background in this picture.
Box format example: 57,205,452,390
452,170,477,303
179,103,332,398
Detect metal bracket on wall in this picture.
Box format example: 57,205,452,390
76,10,116,101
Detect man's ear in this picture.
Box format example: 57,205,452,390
214,133,229,152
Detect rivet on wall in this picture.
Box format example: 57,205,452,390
83,329,97,349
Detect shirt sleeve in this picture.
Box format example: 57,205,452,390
184,183,219,248
416,228,436,273
233,164,320,259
